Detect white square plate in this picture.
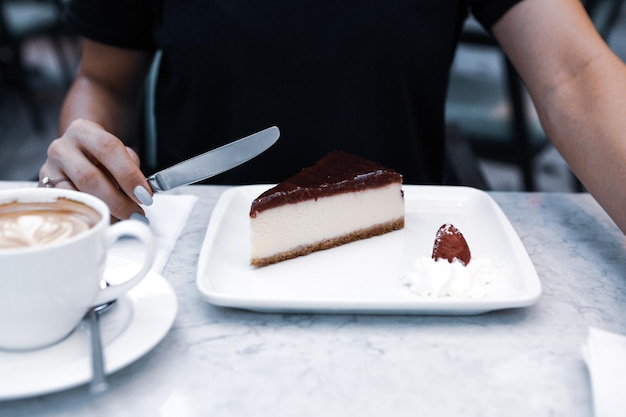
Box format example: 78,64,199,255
196,185,541,314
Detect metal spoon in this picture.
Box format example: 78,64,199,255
88,295,116,394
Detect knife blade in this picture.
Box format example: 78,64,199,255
147,126,280,192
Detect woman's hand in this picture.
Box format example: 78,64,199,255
39,39,155,221
39,119,153,221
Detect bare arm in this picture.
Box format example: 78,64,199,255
493,0,626,233
60,40,153,139
41,40,155,220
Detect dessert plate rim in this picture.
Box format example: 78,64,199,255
196,184,541,315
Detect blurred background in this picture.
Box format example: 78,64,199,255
1,0,625,191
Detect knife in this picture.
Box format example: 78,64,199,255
147,126,280,192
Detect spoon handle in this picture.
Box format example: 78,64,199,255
88,307,108,394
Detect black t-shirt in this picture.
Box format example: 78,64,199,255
64,0,522,184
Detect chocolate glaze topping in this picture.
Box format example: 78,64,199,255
250,151,402,217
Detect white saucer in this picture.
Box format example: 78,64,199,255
0,258,177,400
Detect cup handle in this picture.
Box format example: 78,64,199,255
91,220,156,306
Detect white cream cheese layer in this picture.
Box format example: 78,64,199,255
250,184,404,259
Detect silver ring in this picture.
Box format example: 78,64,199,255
40,176,70,188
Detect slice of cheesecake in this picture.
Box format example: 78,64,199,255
249,151,405,267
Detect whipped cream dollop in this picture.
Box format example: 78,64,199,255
400,256,508,298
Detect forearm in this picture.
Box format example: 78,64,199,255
494,0,626,233
59,40,154,144
59,74,144,144
536,54,626,233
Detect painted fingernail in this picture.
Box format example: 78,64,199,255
134,185,153,206
130,212,150,225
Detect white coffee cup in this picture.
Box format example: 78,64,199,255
0,188,156,350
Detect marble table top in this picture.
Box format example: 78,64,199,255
1,185,625,417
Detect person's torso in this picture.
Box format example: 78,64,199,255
151,0,469,184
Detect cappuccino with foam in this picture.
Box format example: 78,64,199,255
0,188,155,350
0,198,101,249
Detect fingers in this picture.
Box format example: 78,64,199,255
41,119,153,221
126,147,141,166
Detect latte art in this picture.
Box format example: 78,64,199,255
0,213,90,248
0,198,101,249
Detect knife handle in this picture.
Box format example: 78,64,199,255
146,175,164,192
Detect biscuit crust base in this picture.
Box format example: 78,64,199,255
250,217,404,267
